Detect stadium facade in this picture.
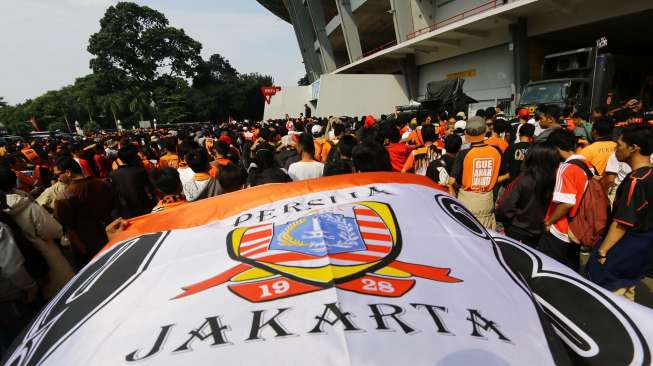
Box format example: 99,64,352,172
257,0,653,119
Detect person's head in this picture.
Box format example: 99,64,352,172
337,135,357,159
484,107,496,120
296,133,316,158
538,104,561,129
493,119,509,136
333,123,346,138
352,142,392,173
547,128,576,160
522,142,561,202
519,123,535,141
218,163,247,193
185,148,209,174
0,166,17,191
475,109,486,118
254,149,276,170
379,121,400,144
178,141,199,163
152,168,182,196
592,118,613,140
464,116,487,143
71,143,84,158
591,107,605,122
495,105,504,114
444,134,462,155
616,125,653,164
161,137,177,154
213,140,231,158
421,124,437,143
422,114,432,125
54,156,83,184
517,108,530,121
118,144,140,166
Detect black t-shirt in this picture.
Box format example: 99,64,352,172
425,154,455,184
500,142,531,184
613,166,653,233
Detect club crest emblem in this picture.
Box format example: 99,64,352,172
175,202,462,302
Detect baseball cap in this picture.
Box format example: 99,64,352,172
456,111,467,120
311,125,322,135
465,116,487,136
517,108,530,119
454,120,467,131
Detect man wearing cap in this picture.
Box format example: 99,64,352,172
449,117,502,229
511,108,534,144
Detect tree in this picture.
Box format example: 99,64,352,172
298,74,310,86
88,2,202,95
193,53,238,89
83,120,102,133
0,97,7,108
129,91,150,123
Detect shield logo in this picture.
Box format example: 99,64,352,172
174,201,461,302
227,202,400,286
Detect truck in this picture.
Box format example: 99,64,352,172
518,46,652,118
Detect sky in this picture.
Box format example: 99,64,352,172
0,0,304,105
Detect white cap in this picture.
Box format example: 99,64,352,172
456,111,467,120
311,125,322,135
454,120,467,131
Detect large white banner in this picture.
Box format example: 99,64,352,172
4,174,653,366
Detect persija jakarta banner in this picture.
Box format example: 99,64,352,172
4,173,653,366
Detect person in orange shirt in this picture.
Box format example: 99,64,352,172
157,138,180,169
580,118,616,176
401,124,440,175
319,123,345,163
151,168,187,212
407,114,432,147
449,117,502,229
208,141,232,179
380,121,411,172
485,119,510,154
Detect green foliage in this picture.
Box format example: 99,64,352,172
88,1,202,93
0,2,275,131
83,120,102,132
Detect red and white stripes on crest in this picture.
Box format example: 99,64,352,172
240,223,328,268
239,224,274,257
327,206,394,266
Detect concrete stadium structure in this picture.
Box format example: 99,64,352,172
258,0,653,119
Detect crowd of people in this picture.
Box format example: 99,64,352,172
0,98,652,356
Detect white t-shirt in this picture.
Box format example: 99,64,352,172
288,161,324,181
604,153,631,186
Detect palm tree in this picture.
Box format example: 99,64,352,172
129,91,150,122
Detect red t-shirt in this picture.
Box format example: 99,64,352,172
386,143,411,172
545,156,593,242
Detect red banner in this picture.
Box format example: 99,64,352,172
261,86,282,104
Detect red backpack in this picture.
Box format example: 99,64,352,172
566,160,610,247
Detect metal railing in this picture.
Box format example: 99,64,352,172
351,0,504,62
406,0,500,39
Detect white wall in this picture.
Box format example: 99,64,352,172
263,86,311,120
417,44,514,102
315,74,410,117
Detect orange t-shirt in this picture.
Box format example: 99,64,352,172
451,142,502,192
579,140,616,176
485,136,509,154
158,154,180,169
